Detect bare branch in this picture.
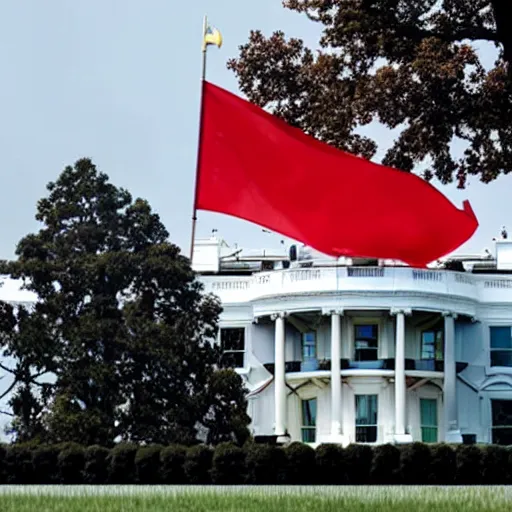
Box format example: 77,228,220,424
0,379,17,400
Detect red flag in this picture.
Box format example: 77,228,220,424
195,81,478,267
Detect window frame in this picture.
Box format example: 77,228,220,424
489,326,512,368
353,324,379,362
490,398,512,445
355,394,378,443
301,397,317,443
419,397,438,443
219,326,246,369
301,331,317,361
420,328,444,361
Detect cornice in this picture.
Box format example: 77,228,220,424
249,289,481,305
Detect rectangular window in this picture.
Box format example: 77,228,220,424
421,330,444,360
355,394,378,442
420,398,438,443
491,399,512,445
302,332,317,359
301,398,317,443
490,326,512,367
354,325,378,361
220,327,245,368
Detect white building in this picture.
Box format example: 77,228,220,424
192,236,512,446
2,238,512,447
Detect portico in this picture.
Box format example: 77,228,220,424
265,307,461,445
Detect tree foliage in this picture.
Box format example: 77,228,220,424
228,0,512,187
0,158,250,446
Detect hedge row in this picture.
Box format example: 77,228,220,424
0,441,512,485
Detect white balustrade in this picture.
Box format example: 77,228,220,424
200,267,512,305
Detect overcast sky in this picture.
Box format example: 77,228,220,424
0,0,509,261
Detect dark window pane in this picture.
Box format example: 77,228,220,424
301,398,317,427
491,399,512,447
220,328,245,351
219,352,244,368
355,325,377,339
355,426,377,443
355,394,378,442
355,325,378,361
355,348,378,361
301,428,316,443
422,329,444,360
355,395,378,425
490,327,512,349
492,428,512,445
492,399,512,426
490,350,512,367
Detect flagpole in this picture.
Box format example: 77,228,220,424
189,15,209,261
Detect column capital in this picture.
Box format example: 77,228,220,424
271,311,289,321
390,307,412,316
322,307,344,317
442,311,459,320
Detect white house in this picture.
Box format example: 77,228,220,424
192,236,512,447
1,237,512,447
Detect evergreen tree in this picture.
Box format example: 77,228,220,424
0,158,250,446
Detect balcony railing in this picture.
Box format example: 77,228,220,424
263,359,468,374
201,267,512,305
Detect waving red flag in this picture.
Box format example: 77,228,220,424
194,81,478,267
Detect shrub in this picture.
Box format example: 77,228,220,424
344,444,373,484
284,442,316,484
3,444,35,484
455,445,483,485
315,444,346,484
481,445,510,485
135,444,163,485
83,445,110,484
399,442,432,484
107,443,138,484
371,444,400,484
211,442,246,484
245,443,286,485
32,444,61,484
428,444,456,484
184,444,213,484
57,443,85,484
160,445,187,484
0,444,7,484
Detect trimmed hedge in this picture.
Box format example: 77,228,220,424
0,441,511,485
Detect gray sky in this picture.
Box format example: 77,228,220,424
0,0,509,260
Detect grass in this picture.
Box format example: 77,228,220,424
0,486,511,511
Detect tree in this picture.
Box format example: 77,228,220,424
228,0,512,188
0,158,250,446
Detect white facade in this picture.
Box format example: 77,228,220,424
2,239,512,446
193,236,512,446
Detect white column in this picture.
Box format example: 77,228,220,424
271,312,288,441
443,311,462,443
392,308,412,443
328,309,348,445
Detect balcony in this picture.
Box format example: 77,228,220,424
200,267,512,306
263,359,468,375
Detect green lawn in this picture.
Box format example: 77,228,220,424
0,486,510,512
